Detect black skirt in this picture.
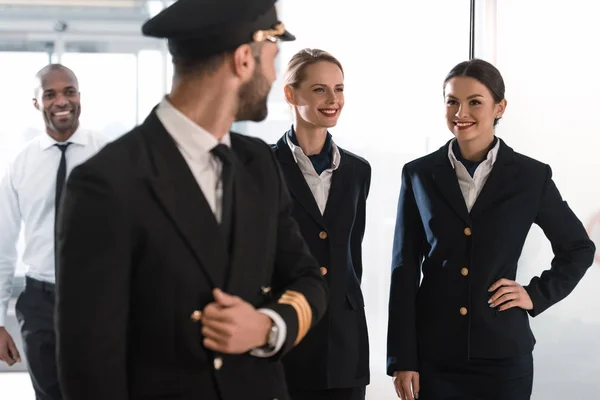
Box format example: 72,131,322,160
289,387,366,400
418,353,533,400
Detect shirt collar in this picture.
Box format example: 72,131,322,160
156,97,231,160
39,125,90,150
285,126,341,170
448,136,500,169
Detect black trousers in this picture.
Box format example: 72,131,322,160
289,387,366,400
419,353,533,400
15,277,63,400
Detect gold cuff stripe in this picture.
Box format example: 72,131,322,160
281,292,310,344
279,296,305,345
278,290,312,345
253,23,286,42
279,292,310,345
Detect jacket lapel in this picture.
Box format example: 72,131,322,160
141,111,229,289
274,134,326,229
469,140,519,219
322,149,352,224
432,142,471,224
222,134,266,294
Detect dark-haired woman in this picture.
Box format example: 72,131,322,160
386,58,595,400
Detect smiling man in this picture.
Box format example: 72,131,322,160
35,65,82,141
0,63,108,400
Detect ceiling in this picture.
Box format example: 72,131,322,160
0,0,164,22
0,0,145,6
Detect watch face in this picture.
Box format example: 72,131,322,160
269,324,279,347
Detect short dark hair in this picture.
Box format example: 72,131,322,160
444,59,505,126
33,63,78,97
172,42,263,79
172,52,228,78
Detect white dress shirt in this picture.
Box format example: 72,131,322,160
285,133,341,213
448,138,500,212
0,127,109,326
156,98,285,357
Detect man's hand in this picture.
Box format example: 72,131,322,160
0,327,21,366
201,288,272,354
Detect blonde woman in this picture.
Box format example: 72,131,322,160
272,48,371,400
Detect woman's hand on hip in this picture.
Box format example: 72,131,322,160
488,278,533,311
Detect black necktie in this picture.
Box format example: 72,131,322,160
55,143,71,214
210,144,235,252
54,143,71,262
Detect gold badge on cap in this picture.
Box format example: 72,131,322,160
253,23,286,43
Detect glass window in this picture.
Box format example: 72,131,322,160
0,52,50,280
493,1,600,397
60,52,138,140
138,49,169,121
246,1,471,397
0,2,475,397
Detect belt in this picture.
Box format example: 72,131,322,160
25,276,55,293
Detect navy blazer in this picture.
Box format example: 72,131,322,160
273,133,371,391
387,138,595,375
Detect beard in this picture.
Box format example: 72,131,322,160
235,65,271,122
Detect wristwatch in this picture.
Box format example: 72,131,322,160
263,321,279,352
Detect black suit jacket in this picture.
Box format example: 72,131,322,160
273,133,371,391
55,111,328,400
387,138,595,375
